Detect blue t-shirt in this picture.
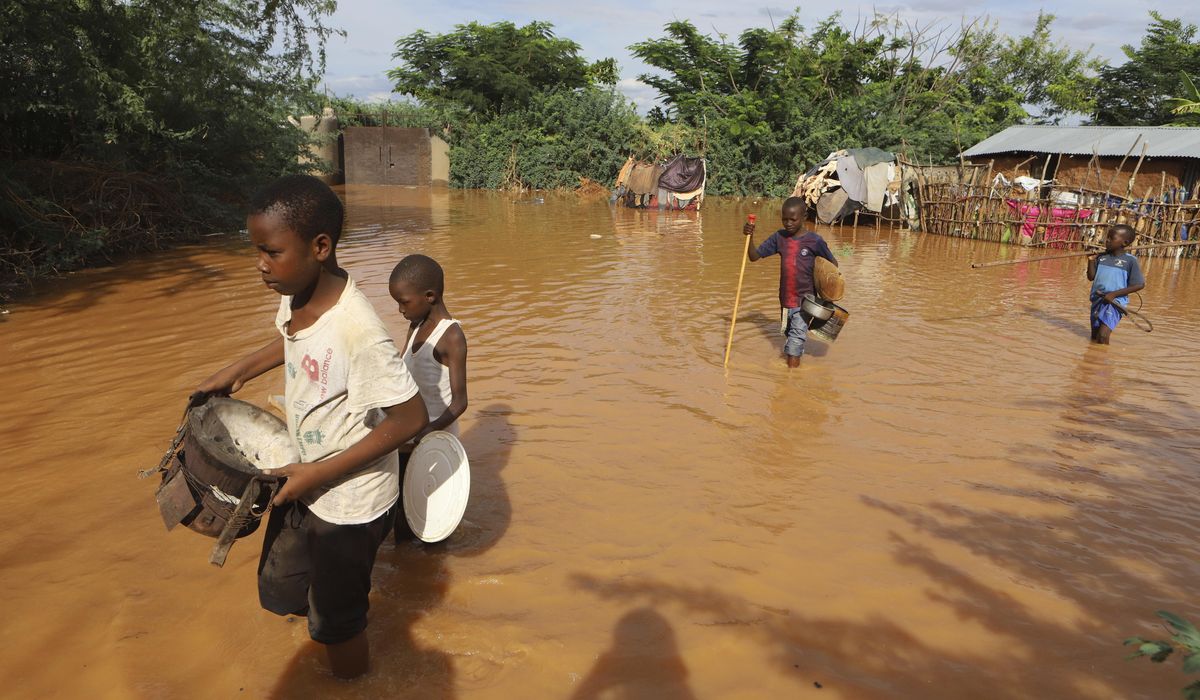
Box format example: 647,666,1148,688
1090,253,1144,306
755,230,837,308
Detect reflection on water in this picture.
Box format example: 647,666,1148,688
1,187,1198,698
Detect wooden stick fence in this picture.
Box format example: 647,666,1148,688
910,175,1200,258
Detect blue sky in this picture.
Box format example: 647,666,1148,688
318,1,1195,110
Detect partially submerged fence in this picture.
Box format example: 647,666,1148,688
905,159,1200,258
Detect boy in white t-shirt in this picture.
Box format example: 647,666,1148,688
195,175,428,679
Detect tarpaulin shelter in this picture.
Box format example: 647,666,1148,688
791,148,900,223
613,154,706,210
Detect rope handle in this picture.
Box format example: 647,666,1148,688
137,396,201,479
1111,300,1154,333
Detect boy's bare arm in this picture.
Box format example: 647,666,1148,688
423,326,468,437
1103,282,1145,304
195,337,284,397
270,394,428,505
1087,253,1099,281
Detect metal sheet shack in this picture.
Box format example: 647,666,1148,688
913,126,1200,255
962,125,1200,197
342,127,450,187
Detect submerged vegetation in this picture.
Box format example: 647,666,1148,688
2,5,1199,292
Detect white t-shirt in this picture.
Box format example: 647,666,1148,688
274,277,419,525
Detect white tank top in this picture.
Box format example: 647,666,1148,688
403,318,460,436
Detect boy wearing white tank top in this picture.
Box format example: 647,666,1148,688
388,255,469,539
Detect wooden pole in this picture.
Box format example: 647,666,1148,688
1011,156,1036,180
971,239,1200,268
1103,134,1143,199
1124,142,1148,197
724,217,755,367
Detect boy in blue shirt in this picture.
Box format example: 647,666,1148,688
1087,224,1145,345
743,197,838,367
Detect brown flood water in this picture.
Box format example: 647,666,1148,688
3,187,1200,699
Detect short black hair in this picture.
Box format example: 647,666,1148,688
390,254,444,295
783,196,807,212
248,174,344,244
1110,223,1135,244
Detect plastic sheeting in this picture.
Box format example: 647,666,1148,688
657,154,706,192
836,155,867,203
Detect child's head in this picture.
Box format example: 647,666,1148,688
781,197,807,233
1105,224,1135,252
247,175,345,296
389,254,444,323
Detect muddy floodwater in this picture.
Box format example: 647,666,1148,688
4,187,1200,699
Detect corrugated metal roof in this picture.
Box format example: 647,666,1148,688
961,126,1200,159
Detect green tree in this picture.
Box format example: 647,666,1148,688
0,0,336,290
1092,13,1200,126
388,21,615,114
630,11,1098,196
1167,73,1200,120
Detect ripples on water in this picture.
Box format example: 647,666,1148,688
1,187,1198,698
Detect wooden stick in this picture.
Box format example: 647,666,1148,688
1125,142,1148,197
724,225,754,367
1011,156,1035,180
1103,134,1142,199
971,239,1200,268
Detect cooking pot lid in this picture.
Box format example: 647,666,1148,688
403,431,471,543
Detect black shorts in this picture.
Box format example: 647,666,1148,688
257,500,396,644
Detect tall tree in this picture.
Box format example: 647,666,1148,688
1092,13,1200,126
0,0,337,287
630,11,1098,195
389,21,616,114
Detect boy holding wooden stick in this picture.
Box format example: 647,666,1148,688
743,197,838,367
1087,224,1145,345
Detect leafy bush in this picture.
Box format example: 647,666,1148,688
1126,611,1200,700
0,0,334,292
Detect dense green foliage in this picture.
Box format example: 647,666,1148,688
1169,74,1200,116
0,0,334,291
377,21,649,190
388,21,617,114
6,8,1200,289
1092,14,1200,127
380,13,1115,197
630,12,1100,195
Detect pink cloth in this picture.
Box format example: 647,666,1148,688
1006,200,1093,248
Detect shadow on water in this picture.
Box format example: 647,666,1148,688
859,344,1200,696
570,571,978,696
268,404,515,696
444,403,515,558
1,238,241,319
569,607,696,700
1021,304,1091,340
569,348,1200,697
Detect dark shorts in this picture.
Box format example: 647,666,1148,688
257,501,396,645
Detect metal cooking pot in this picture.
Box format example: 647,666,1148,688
149,397,295,566
800,293,835,322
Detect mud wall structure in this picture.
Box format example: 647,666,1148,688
342,127,449,187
